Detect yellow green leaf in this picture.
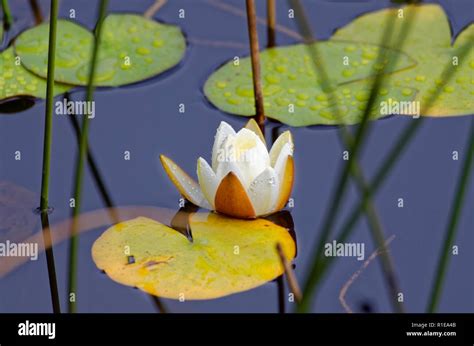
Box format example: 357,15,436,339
92,212,296,300
14,14,186,87
204,41,416,126
332,4,474,116
0,47,70,101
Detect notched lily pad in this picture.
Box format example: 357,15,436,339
92,213,296,300
332,4,474,116
204,41,415,126
0,47,70,101
15,14,186,87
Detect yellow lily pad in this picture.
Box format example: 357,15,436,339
92,212,296,300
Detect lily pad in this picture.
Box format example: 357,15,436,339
0,47,70,101
15,14,186,87
332,4,474,116
92,213,296,300
264,80,417,127
204,41,416,126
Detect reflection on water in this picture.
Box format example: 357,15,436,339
0,181,38,243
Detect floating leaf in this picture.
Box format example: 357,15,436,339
92,213,296,300
332,4,474,116
15,14,186,87
204,41,416,126
257,80,417,127
0,47,70,101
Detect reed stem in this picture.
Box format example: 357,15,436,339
144,0,167,19
205,0,302,41
427,120,474,312
277,275,285,313
1,0,13,28
290,0,403,312
267,0,276,48
28,0,43,25
68,0,109,313
39,0,61,314
312,36,474,299
150,295,168,313
68,110,116,213
245,0,265,132
276,243,302,303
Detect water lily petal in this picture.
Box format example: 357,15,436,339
215,158,246,185
160,155,211,209
269,131,294,167
197,157,219,209
244,118,266,146
216,128,269,187
247,167,280,216
212,121,236,171
214,172,256,219
273,155,294,212
274,142,293,174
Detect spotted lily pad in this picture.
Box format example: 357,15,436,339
332,4,474,116
0,47,70,101
14,14,186,87
92,213,296,300
204,41,416,126
266,80,417,126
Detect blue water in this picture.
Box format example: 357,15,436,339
0,0,473,313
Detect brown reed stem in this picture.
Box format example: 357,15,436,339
276,243,302,303
245,0,265,132
267,0,276,47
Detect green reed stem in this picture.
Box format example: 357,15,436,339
1,0,13,28
290,0,403,312
314,120,423,280
39,0,61,314
68,0,109,313
67,97,168,314
427,120,474,312
311,36,474,302
331,11,417,313
68,108,115,210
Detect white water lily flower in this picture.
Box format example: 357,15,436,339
160,119,294,219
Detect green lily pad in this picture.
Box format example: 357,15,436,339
92,213,296,300
265,80,417,127
0,47,70,101
14,14,186,87
204,41,416,126
332,4,474,116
